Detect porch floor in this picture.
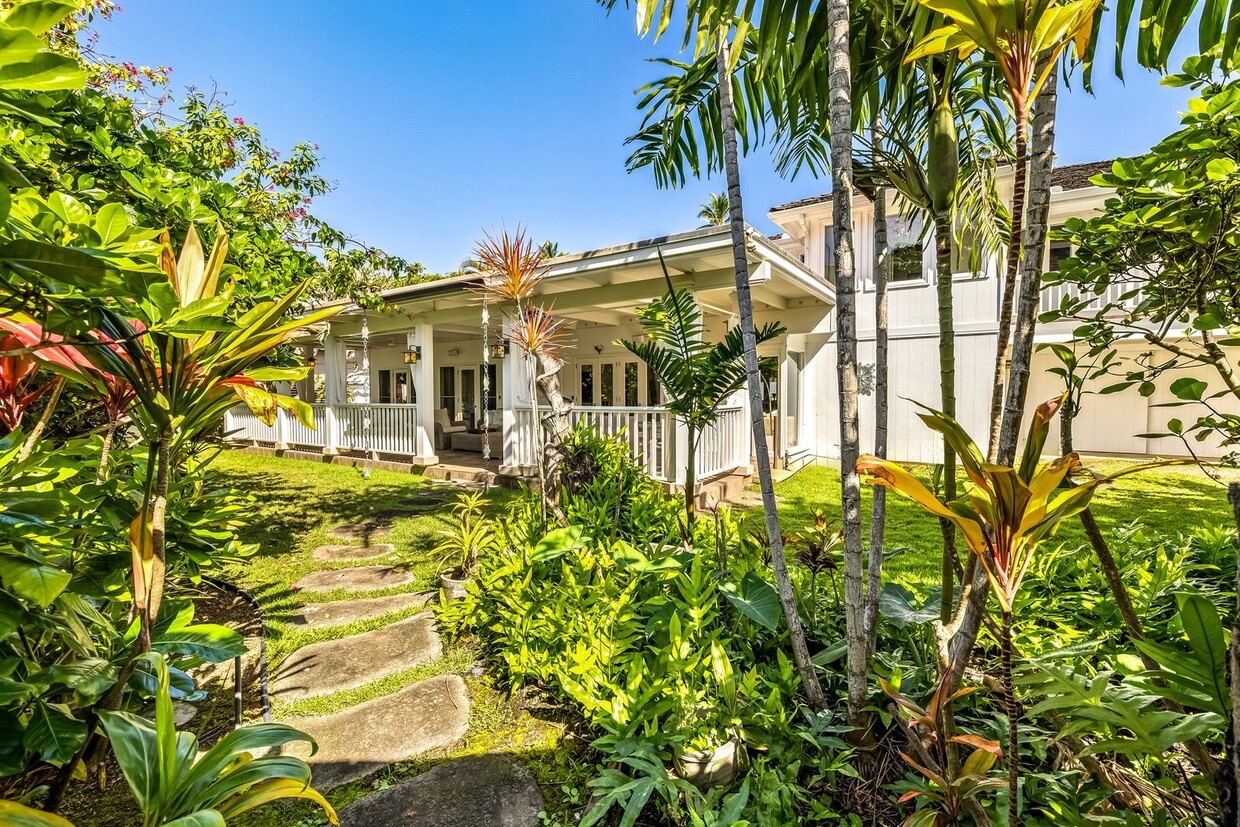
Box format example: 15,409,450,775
433,449,501,473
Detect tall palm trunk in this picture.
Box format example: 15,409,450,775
986,105,1029,460
934,210,958,624
997,63,1055,464
823,0,867,727
864,148,888,658
715,29,826,710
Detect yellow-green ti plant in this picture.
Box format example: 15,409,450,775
78,225,341,654
906,0,1103,459
857,394,1180,826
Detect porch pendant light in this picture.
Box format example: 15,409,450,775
403,346,421,364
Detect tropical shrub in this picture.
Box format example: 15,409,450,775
0,432,251,786
439,429,838,825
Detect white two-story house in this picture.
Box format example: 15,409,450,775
226,159,1233,493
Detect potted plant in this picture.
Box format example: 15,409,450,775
436,491,493,602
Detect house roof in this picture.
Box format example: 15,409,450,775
315,223,834,337
767,158,1118,214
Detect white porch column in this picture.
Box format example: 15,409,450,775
410,324,437,465
322,331,347,455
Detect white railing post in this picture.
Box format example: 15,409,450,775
274,407,289,450
324,405,339,455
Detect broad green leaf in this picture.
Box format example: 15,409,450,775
22,701,86,764
162,812,226,827
531,525,587,562
3,2,77,35
719,571,781,630
0,557,70,606
154,623,247,662
95,202,130,245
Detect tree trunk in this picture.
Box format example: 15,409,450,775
684,425,698,529
934,210,958,625
824,0,867,728
535,350,573,506
18,377,64,462
97,417,120,484
1000,608,1019,827
986,106,1029,461
864,153,888,658
998,64,1057,466
715,30,826,710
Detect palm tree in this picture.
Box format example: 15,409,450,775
600,1,829,710
620,259,783,528
697,192,730,226
906,0,1102,460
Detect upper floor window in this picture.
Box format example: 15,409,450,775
889,216,926,282
1048,226,1073,271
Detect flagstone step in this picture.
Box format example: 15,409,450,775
282,675,470,790
272,613,440,703
339,754,543,827
293,565,413,594
286,592,433,630
312,543,396,562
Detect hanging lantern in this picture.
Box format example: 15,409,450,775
402,346,422,364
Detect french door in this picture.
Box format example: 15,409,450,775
438,363,501,427
577,358,662,407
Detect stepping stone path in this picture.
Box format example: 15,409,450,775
268,519,541,824
287,592,432,630
272,613,441,703
340,754,543,827
294,565,413,594
282,675,470,790
312,542,396,562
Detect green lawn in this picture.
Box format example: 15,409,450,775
758,460,1235,588
204,449,1233,824
208,451,587,826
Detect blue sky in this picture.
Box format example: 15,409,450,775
95,1,1196,273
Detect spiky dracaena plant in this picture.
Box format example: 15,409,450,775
471,229,571,518
857,395,1180,825
0,316,137,480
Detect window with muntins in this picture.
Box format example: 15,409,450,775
889,216,926,282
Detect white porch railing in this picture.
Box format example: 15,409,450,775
511,404,750,485
223,403,418,456
696,406,749,481
1040,279,1140,317
513,405,674,481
